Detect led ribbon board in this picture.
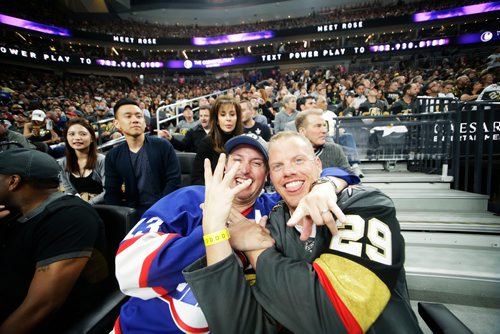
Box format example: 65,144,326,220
413,2,500,22
192,31,274,46
0,14,71,36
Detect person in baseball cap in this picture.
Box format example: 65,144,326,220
0,148,60,184
31,109,46,122
224,133,268,161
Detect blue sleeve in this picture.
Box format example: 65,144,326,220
116,187,207,298
321,167,360,185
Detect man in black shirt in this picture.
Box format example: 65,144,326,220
0,148,107,333
157,105,211,152
358,87,388,116
390,83,419,115
241,100,271,141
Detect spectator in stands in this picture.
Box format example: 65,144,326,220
284,95,316,131
316,97,364,177
352,82,367,111
273,94,297,133
82,103,97,123
390,83,419,115
438,81,455,98
139,101,151,126
385,80,402,107
315,95,337,137
240,100,271,141
104,98,181,217
460,80,483,102
250,99,270,126
334,90,357,117
114,133,356,334
0,118,36,151
0,148,108,333
297,95,316,111
358,87,388,116
176,105,199,135
256,88,275,123
23,109,60,147
184,131,421,333
191,95,243,185
421,80,441,97
295,109,352,172
453,75,470,99
7,106,28,133
94,102,121,143
158,104,211,152
477,65,499,102
58,118,105,204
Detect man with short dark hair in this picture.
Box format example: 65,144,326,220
0,148,108,333
285,95,316,131
104,98,181,217
176,105,199,135
358,87,388,116
158,105,211,152
241,100,271,141
390,83,419,115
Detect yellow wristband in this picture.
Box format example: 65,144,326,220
203,228,230,246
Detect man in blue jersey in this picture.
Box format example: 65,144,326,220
113,133,358,333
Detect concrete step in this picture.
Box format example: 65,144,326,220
403,231,500,309
367,182,451,190
382,189,489,212
398,211,500,233
362,172,447,184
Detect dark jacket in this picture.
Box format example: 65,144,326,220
191,133,233,185
171,124,207,153
104,135,181,212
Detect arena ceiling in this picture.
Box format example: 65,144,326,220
106,0,380,26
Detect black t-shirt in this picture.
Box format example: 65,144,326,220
130,146,160,208
0,194,109,331
385,91,402,107
70,171,103,195
244,122,272,141
358,100,388,116
390,98,417,115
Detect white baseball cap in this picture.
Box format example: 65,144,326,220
31,109,46,122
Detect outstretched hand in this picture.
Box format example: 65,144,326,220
287,181,347,241
202,154,252,233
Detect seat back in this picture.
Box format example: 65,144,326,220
418,302,473,334
63,205,137,334
176,151,196,187
93,204,137,272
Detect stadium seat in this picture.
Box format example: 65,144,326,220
63,205,137,334
176,151,196,187
418,302,473,334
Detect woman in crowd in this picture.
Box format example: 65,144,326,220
59,118,106,204
191,95,243,185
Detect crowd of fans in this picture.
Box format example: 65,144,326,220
1,45,497,152
2,0,484,38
